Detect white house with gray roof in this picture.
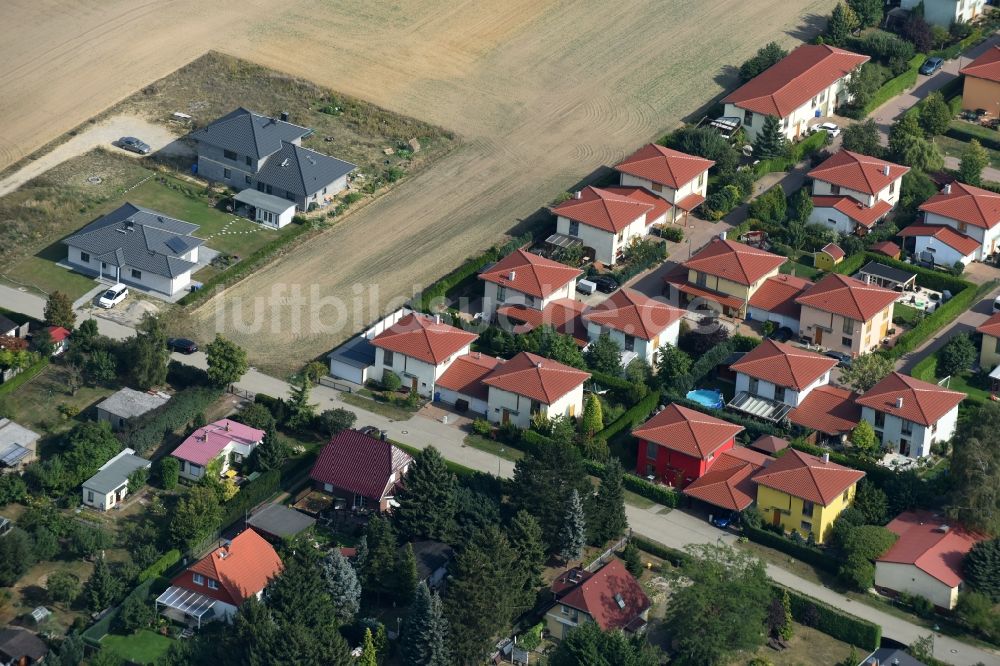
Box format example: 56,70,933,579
0,419,39,473
191,107,356,212
97,388,171,431
63,203,203,296
82,448,151,511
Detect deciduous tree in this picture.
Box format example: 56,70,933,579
317,407,356,437
938,332,976,378
584,332,622,375
205,334,248,387
960,139,989,187
169,485,221,551
847,0,883,27
841,118,883,157
853,480,889,525
0,528,34,586
656,344,692,390
157,456,179,490
840,353,893,392
919,91,953,136
549,622,661,666
851,420,879,459
949,402,1000,535
739,42,788,82
44,291,76,330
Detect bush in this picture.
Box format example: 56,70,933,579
743,524,839,573
138,549,181,583
220,469,280,527
119,387,222,455
660,226,684,242
621,474,680,507
381,370,402,392
471,418,492,436
784,587,881,649
595,391,661,443
858,55,925,116
254,393,288,425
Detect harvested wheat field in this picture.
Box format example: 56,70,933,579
1,0,837,374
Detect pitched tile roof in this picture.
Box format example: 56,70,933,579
878,510,985,587
172,419,265,466
182,529,282,605
729,339,836,390
819,243,845,261
614,143,714,189
583,289,685,340
787,385,861,436
550,559,651,631
898,223,981,256
811,196,893,228
855,372,965,427
749,435,789,454
683,238,786,287
63,203,203,279
919,181,1000,230
871,240,901,258
479,249,582,299
977,312,1000,337
675,192,707,212
481,351,590,404
606,186,670,223
256,141,356,197
190,107,310,159
435,352,502,402
44,326,70,342
808,150,909,195
752,448,865,505
723,45,869,117
795,273,897,321
633,403,744,460
747,274,812,319
497,298,588,345
960,45,1000,83
551,186,655,233
683,448,772,511
310,429,413,500
371,313,478,365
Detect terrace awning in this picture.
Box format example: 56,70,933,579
545,233,584,249
155,586,218,628
727,391,792,423
0,444,31,467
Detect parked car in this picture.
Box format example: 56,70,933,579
710,512,738,529
993,295,1000,313
98,284,129,309
824,350,853,368
167,337,199,354
919,57,944,75
591,274,620,293
768,326,794,343
117,136,151,154
809,122,840,138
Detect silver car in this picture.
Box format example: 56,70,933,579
118,136,151,154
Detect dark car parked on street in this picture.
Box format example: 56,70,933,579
919,57,944,75
167,338,198,354
117,136,151,154
824,350,853,368
591,274,620,293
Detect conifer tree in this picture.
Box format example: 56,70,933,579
83,554,124,611
581,393,604,438
285,375,317,431
753,115,788,159
361,515,399,600
394,542,419,603
359,628,378,666
559,490,587,563
403,582,452,666
828,2,860,45
588,458,628,545
393,446,458,542
322,549,361,624
513,440,591,552
508,510,546,609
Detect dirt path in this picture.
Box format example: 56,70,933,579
2,0,839,374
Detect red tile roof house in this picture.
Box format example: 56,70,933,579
551,185,669,266
435,351,502,416
808,150,909,236
683,446,772,515
795,273,897,356
875,510,986,611
481,352,590,429
898,223,981,268
917,181,1000,261
155,529,282,628
43,325,71,356
722,44,869,142
747,274,812,331
582,289,686,367
496,298,588,347
370,312,479,399
613,143,715,223
544,558,651,640
664,237,787,319
633,403,744,488
479,249,582,319
787,385,862,446
959,43,1000,113
856,372,964,459
310,429,414,512
172,419,265,483
728,340,837,422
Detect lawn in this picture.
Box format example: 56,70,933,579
893,303,925,327
724,623,854,666
339,390,418,421
909,353,991,403
780,258,821,280
936,134,1000,169
100,629,174,665
463,434,523,462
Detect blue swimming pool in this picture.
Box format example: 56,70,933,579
686,388,724,409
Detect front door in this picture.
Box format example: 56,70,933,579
880,319,889,339
502,409,511,425
815,328,823,345
772,509,781,527
411,377,418,392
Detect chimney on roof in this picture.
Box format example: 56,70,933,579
895,396,904,409
280,111,289,122
225,422,231,432
535,361,543,369
944,183,952,194
509,270,516,281
719,231,727,241
574,190,582,200
937,524,950,533
822,452,830,464
883,164,890,177
435,314,441,325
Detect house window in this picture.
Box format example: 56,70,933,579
189,464,202,476
87,490,94,503
830,184,841,195
889,181,895,194
193,574,204,586
207,579,218,590
782,117,790,130
383,350,394,367
748,377,760,395
802,500,814,517
80,252,91,263
131,269,142,279
353,494,366,509
698,172,704,187
811,95,818,107
994,337,1000,354
820,91,826,103
774,386,786,403
651,182,663,193
743,110,754,126
800,520,813,533
224,149,237,161
624,335,635,352
245,175,252,185
841,337,852,348
223,168,231,179
958,221,968,233
646,441,658,460
901,419,914,435
245,156,252,166
842,318,854,335
530,400,542,415
874,411,885,428
843,489,851,502
696,272,707,287
617,231,624,242
323,187,328,195
265,185,273,195
568,220,580,236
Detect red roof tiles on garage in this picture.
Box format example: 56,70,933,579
787,385,861,436
878,510,985,587
614,143,714,189
752,448,865,506
435,352,502,402
683,448,772,512
960,45,1000,83
583,289,685,341
747,274,812,319
371,313,478,365
808,150,908,195
855,372,964,427
551,186,655,233
633,404,744,460
729,339,836,390
481,351,590,404
683,238,786,287
919,181,1000,230
795,273,897,322
479,249,582,299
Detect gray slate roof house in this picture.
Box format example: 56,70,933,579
0,418,40,471
256,142,356,200
82,448,151,511
63,203,204,296
0,314,19,338
97,387,171,431
0,626,48,665
247,503,316,541
190,106,311,159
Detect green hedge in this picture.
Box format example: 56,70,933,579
862,55,925,115
938,76,964,103
754,131,828,175
138,549,181,583
931,28,985,61
119,387,223,455
862,253,970,293
81,576,159,648
631,536,691,567
945,122,1000,152
622,473,680,507
784,585,881,650
742,524,838,573
0,358,48,397
595,390,661,442
610,241,668,284
910,353,937,382
831,252,869,277
589,370,640,406
221,469,280,527
886,280,994,361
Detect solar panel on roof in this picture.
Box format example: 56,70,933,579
166,237,189,254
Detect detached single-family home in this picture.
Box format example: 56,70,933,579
309,429,413,512
0,627,48,666
633,403,745,488
683,447,773,514
0,418,39,473
752,449,865,543
747,274,812,331
582,289,686,367
813,243,845,272
788,385,862,445
545,559,651,640
370,313,479,398
0,314,20,339
722,44,869,141
614,143,714,222
959,45,1000,113
481,352,590,428
899,223,981,267
96,387,171,431
976,312,1000,371
551,186,667,265
856,372,964,459
172,419,265,482
728,340,837,422
876,510,985,611
808,151,908,235
63,203,204,296
795,273,897,356
664,237,787,318
81,448,151,511
156,529,282,627
479,249,582,319
43,326,70,356
191,107,356,211
903,0,986,28
917,181,1000,261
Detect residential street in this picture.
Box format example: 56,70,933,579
896,285,1000,373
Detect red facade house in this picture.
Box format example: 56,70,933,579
632,403,744,487
309,429,414,512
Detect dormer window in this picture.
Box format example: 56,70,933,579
193,573,204,586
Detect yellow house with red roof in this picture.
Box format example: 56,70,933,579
960,45,1000,114
795,273,897,356
976,312,1000,371
752,449,865,543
